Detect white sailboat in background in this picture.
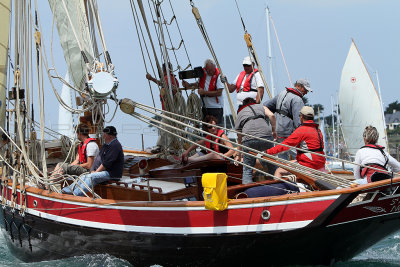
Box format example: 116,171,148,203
338,40,388,155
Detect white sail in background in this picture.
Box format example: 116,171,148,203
339,40,387,155
0,0,11,130
58,72,74,138
48,0,94,90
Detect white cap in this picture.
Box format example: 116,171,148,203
300,106,314,117
242,56,253,65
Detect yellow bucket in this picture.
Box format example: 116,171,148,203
202,173,228,211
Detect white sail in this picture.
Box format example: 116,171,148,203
339,40,387,155
0,0,11,130
58,72,74,138
48,0,94,90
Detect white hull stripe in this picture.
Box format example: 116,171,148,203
25,207,313,234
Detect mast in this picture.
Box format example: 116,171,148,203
234,0,272,99
375,70,389,150
154,0,173,100
0,0,10,130
265,6,275,97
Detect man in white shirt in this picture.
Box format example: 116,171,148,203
52,124,99,177
226,56,264,110
183,59,224,125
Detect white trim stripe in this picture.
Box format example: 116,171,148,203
26,207,313,234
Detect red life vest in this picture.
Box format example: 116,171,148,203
237,102,257,114
160,74,179,110
286,87,303,97
78,138,97,164
204,129,224,154
199,68,220,103
164,74,179,88
236,69,259,93
360,144,389,182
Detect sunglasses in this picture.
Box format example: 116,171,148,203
243,64,251,67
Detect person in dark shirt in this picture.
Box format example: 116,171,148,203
62,126,124,196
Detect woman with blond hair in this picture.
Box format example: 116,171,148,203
353,125,400,184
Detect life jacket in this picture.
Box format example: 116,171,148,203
160,74,179,110
78,138,97,164
237,103,269,129
359,144,389,182
205,129,224,154
199,68,220,103
296,122,324,154
276,87,303,120
236,69,259,93
164,74,179,88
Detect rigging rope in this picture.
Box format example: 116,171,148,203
131,110,314,190
130,100,393,180
269,14,292,85
129,0,156,107
129,102,351,187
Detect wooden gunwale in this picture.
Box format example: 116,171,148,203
6,176,400,208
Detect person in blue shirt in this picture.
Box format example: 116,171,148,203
62,126,124,196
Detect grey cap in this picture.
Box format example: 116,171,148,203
300,106,314,117
296,79,312,92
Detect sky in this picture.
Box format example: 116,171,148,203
34,0,400,149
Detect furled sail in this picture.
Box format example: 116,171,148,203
58,72,74,138
339,40,387,155
48,0,94,90
0,0,11,130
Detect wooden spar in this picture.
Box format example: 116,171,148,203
191,2,237,122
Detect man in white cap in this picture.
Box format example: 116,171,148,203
226,56,264,109
266,106,326,178
263,78,312,160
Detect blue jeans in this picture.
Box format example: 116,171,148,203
276,137,297,161
242,137,276,184
62,171,111,196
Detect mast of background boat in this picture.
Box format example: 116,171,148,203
265,6,275,97
234,0,272,99
336,94,340,157
375,70,389,151
331,95,336,157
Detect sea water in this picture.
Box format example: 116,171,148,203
0,232,400,266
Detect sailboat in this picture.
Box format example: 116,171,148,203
1,1,400,266
339,40,388,155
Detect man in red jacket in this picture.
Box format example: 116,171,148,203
266,106,326,178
